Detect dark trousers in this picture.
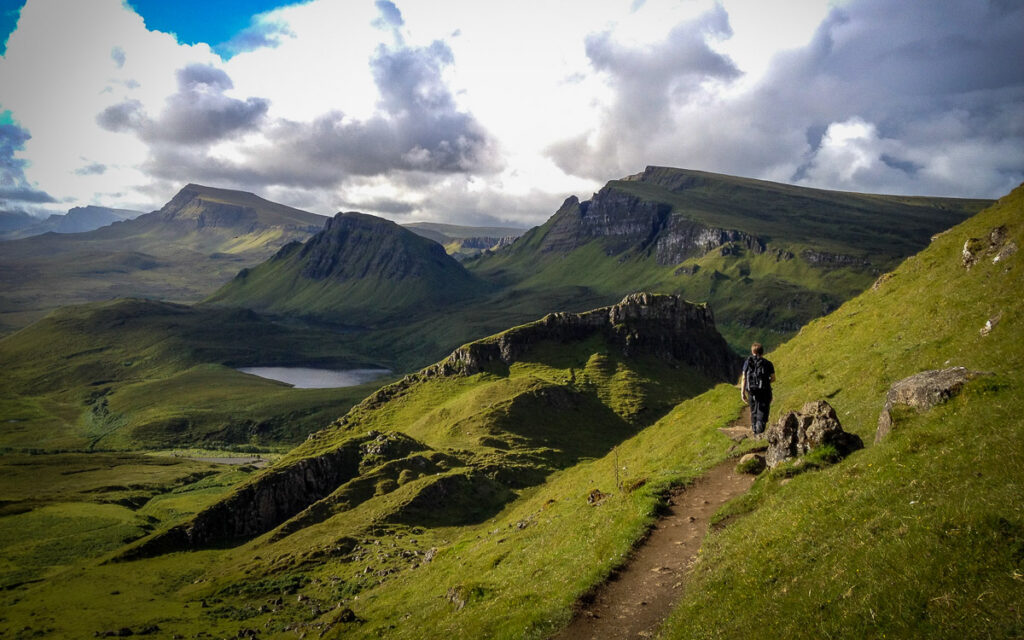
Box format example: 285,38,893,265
749,390,772,434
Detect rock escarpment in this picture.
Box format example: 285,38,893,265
355,292,739,415
536,187,764,265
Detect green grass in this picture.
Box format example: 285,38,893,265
656,184,1024,638
0,453,249,590
0,300,389,450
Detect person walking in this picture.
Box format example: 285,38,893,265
740,342,775,436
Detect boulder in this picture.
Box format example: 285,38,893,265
875,367,983,443
765,400,862,468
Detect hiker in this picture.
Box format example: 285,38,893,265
740,342,775,435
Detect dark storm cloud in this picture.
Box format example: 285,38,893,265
547,5,740,179
549,0,1024,198
97,64,269,145
0,122,56,205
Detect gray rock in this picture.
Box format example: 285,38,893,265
875,367,983,443
765,400,862,468
962,225,1012,269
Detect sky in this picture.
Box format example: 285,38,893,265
0,0,1022,227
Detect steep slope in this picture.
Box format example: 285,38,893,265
0,184,326,333
0,205,142,240
469,166,991,349
207,212,488,325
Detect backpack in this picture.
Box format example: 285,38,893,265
746,356,770,392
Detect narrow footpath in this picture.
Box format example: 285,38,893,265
555,413,755,640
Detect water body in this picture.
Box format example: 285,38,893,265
237,367,391,389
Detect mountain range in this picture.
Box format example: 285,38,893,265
0,205,144,240
0,184,327,333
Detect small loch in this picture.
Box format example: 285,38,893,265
237,367,391,389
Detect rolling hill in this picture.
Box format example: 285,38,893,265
0,184,327,334
0,182,1018,639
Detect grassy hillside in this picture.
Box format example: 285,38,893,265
1,182,1014,639
0,299,388,450
0,184,326,334
0,294,739,638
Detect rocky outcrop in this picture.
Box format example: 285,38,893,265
962,225,1017,269
765,400,862,468
536,187,764,265
875,367,984,443
800,249,870,269
342,293,739,431
423,292,737,381
117,432,427,559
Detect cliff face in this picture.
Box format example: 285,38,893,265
426,292,737,380
535,185,764,265
354,292,740,418
155,184,324,232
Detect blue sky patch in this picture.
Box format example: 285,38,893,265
126,0,303,57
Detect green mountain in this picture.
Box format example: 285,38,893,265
0,184,327,334
0,183,1016,639
207,212,489,325
468,166,992,350
404,222,524,260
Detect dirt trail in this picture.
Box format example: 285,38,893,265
555,413,755,640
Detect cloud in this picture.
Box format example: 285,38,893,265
75,161,108,176
547,5,740,180
548,0,1024,198
0,121,57,205
98,63,269,144
110,45,126,68
133,38,499,195
372,1,404,30
219,19,293,56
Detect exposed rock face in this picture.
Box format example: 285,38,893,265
875,367,983,443
419,292,738,382
536,187,764,265
156,184,322,233
765,400,862,468
962,225,1015,269
800,249,870,269
119,432,423,559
